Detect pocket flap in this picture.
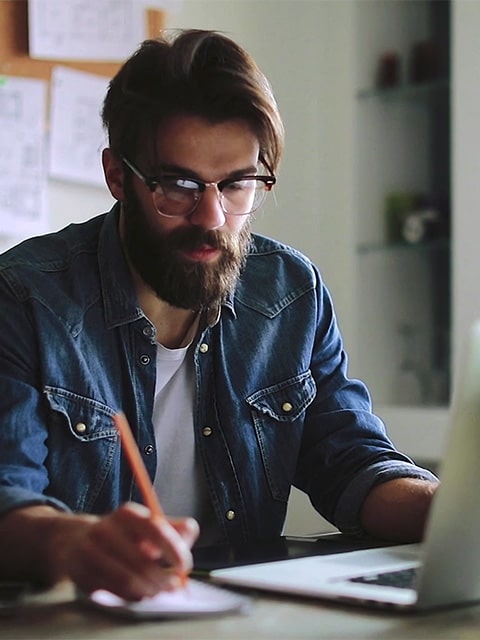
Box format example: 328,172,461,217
246,371,316,422
44,386,117,441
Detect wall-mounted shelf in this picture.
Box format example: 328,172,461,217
356,79,449,102
357,237,449,255
352,0,451,421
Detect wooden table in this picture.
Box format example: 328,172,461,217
2,580,480,640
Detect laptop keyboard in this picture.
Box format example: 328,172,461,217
349,567,418,589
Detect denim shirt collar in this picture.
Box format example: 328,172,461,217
98,203,144,329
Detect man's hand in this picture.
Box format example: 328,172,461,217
0,503,199,601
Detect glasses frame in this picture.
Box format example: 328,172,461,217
121,156,276,218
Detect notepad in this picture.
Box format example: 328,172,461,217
80,578,251,619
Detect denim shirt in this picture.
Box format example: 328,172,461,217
0,205,436,542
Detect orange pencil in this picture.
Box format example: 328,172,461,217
112,412,188,585
113,412,164,518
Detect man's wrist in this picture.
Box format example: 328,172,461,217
41,509,100,585
0,505,98,586
361,477,439,542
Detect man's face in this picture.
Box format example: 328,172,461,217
121,115,259,311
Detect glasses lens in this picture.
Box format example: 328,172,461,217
221,178,268,215
153,177,200,217
151,176,272,217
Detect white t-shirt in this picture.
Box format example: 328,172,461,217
152,342,220,546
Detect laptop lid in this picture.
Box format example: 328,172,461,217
415,319,480,608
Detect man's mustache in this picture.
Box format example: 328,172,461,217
169,227,233,252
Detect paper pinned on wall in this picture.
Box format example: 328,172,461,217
27,0,185,62
49,66,109,188
0,76,49,239
28,0,149,62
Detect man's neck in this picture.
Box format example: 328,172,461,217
135,277,200,349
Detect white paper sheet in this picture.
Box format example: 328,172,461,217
28,0,147,62
48,66,109,187
0,76,49,238
83,579,251,619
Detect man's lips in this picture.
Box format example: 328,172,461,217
179,244,221,262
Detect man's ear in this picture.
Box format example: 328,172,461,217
102,148,125,201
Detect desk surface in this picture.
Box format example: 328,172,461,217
2,581,480,640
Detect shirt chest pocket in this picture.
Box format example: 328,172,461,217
45,386,117,441
44,386,118,512
246,370,316,502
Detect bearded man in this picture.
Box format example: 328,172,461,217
0,30,438,601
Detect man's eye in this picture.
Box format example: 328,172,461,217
163,177,198,191
224,180,250,192
175,178,198,191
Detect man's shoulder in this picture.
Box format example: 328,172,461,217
0,213,110,306
249,233,313,266
0,213,107,274
246,233,318,281
236,234,319,316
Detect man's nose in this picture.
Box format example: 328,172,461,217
189,185,226,230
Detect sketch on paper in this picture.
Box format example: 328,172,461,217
0,76,48,238
28,0,148,62
49,66,109,187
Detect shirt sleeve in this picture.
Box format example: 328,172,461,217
0,274,70,517
295,265,439,533
0,486,71,517
333,460,438,535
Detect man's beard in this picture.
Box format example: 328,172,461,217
122,185,252,311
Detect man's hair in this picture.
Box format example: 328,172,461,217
101,29,284,173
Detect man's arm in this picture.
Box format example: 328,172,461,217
360,477,439,542
0,504,199,600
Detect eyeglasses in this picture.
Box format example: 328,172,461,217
122,156,276,218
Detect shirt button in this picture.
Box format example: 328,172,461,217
199,343,209,354
75,422,87,434
140,354,151,365
144,444,154,455
202,426,213,437
225,510,236,521
282,402,293,413
142,325,155,338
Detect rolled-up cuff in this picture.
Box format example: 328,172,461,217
334,460,439,536
0,486,71,518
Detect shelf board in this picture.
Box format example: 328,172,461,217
357,237,450,255
356,79,449,102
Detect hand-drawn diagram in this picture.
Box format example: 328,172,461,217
49,66,109,187
0,76,48,237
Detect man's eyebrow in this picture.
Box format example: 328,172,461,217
154,163,260,179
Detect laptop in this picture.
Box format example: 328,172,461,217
211,321,480,611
